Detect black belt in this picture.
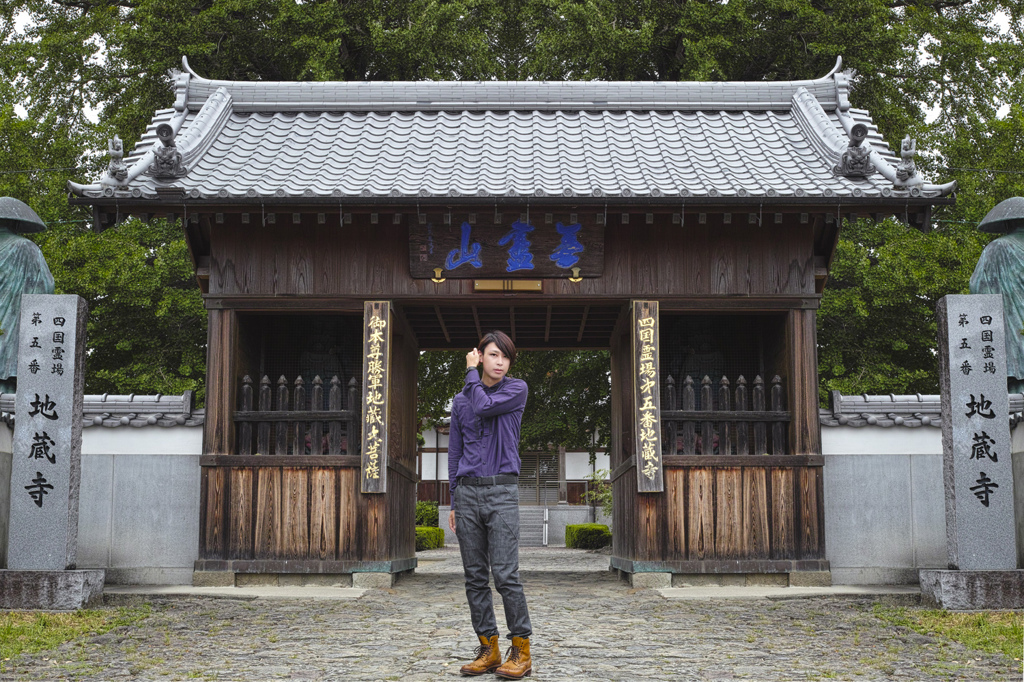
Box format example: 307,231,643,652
458,474,518,486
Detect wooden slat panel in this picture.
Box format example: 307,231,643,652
770,468,795,559
309,469,337,560
687,468,714,560
667,469,687,557
228,467,253,559
799,467,822,558
202,467,227,556
209,215,823,300
714,468,743,558
282,468,309,558
254,468,282,558
338,467,359,559
742,468,770,559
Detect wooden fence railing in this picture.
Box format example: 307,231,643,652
234,375,360,455
661,374,790,455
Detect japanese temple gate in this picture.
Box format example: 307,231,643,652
69,56,955,581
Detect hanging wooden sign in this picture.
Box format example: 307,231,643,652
632,300,664,493
360,301,391,493
408,215,604,279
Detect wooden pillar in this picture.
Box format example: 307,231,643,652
204,308,237,455
785,308,822,455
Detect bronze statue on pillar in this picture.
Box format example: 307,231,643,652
969,196,1024,393
0,197,55,394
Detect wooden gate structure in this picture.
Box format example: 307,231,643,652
69,56,955,582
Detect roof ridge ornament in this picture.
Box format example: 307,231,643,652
834,123,876,178
149,123,187,179
102,135,128,186
894,135,921,188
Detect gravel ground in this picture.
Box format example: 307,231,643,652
0,547,1019,681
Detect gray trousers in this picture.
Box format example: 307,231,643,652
454,483,533,639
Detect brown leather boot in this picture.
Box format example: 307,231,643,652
460,634,501,676
495,636,531,679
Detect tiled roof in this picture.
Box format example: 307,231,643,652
69,57,955,203
820,392,1024,429
0,392,204,428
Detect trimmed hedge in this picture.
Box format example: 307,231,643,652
565,523,611,549
415,526,445,551
415,500,440,527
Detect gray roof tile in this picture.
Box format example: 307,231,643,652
69,58,956,201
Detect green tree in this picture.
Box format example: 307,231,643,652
418,350,610,456
1,0,1021,400
817,217,992,402
32,217,207,399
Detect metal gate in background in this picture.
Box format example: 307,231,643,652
518,451,559,506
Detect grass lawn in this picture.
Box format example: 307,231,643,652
0,605,151,673
874,604,1023,663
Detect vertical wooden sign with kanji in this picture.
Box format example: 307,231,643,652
632,300,664,493
360,301,391,493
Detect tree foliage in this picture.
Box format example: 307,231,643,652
0,0,1021,402
818,217,992,402
417,350,610,455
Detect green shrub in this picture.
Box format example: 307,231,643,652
415,500,439,527
415,526,445,551
581,469,612,517
565,523,611,549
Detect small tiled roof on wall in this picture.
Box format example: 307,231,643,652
68,57,955,204
820,391,1024,428
0,392,204,428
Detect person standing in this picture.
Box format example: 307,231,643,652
448,330,533,679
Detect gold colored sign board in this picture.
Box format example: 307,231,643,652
632,300,664,493
361,301,391,493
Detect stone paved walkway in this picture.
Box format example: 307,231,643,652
1,548,1020,681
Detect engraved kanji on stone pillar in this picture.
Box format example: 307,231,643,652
937,294,1016,570
8,294,88,570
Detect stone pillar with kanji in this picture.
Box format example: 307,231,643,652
1,293,103,609
920,294,1023,609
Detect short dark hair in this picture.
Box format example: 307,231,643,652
478,330,517,366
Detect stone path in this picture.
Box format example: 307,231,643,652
1,548,1020,681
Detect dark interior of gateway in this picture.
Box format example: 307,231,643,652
230,306,791,462
232,306,788,392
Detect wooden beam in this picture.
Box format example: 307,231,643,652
577,305,590,343
472,305,482,341
510,306,516,341
433,305,450,343
544,305,552,342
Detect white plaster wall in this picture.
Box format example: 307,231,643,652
565,451,610,479
418,441,609,482
822,425,946,584
77,426,202,584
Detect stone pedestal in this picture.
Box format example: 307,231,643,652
0,569,105,610
919,569,1024,610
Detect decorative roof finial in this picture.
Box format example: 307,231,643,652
834,123,875,178
105,135,128,184
148,123,187,179
894,135,921,187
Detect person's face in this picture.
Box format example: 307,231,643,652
479,341,509,385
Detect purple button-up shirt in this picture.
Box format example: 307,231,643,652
448,367,528,509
